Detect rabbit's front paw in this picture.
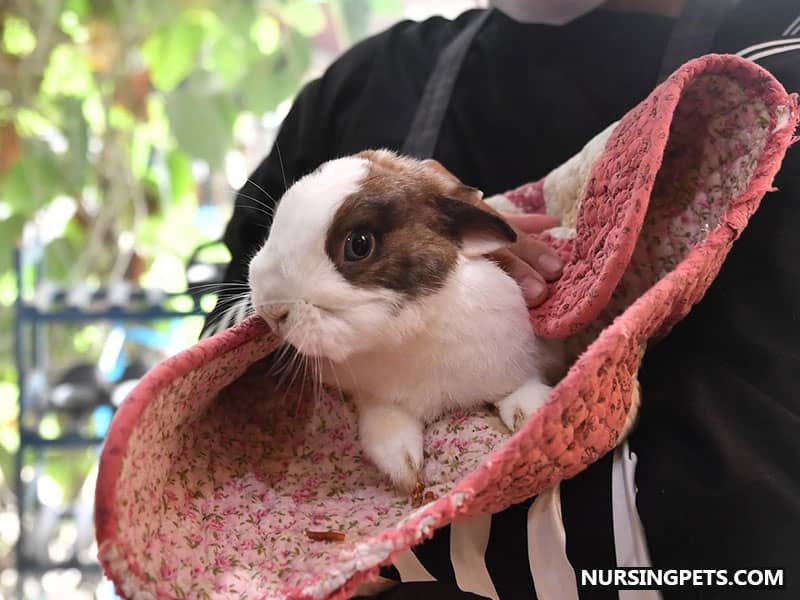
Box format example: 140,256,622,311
358,404,423,494
496,378,552,432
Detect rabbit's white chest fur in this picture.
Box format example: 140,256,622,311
323,257,542,421
321,257,555,492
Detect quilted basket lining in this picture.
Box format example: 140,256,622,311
97,68,785,600
602,74,769,332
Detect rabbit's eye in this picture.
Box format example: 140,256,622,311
344,228,375,261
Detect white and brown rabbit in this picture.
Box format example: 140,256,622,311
248,150,562,493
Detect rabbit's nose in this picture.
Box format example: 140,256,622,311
258,304,291,330
261,304,288,320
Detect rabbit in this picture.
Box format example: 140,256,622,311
248,149,563,493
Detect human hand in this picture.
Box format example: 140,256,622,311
421,158,564,307
478,200,564,307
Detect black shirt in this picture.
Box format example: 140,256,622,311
220,8,678,284
206,2,800,598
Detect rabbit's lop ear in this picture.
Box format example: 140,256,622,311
422,158,459,182
422,159,484,202
435,196,517,257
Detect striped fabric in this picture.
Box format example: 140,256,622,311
366,444,657,600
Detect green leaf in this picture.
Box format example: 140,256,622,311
165,88,235,168
108,104,136,131
287,27,312,71
217,0,259,37
167,149,193,203
23,140,62,206
15,108,55,138
207,26,258,86
41,44,94,97
39,413,63,440
0,383,18,423
0,162,34,212
141,250,190,292
242,30,310,115
64,0,90,19
0,424,19,458
242,56,295,115
279,1,328,38
148,150,172,210
0,215,27,273
2,15,37,55
184,70,228,96
140,0,182,25
214,93,238,129
250,14,281,55
142,16,207,92
195,242,230,264
137,213,161,247
137,186,203,264
60,8,89,43
143,94,172,150
44,237,76,280
60,218,86,260
43,448,97,491
82,92,106,134
72,324,104,354
59,98,89,192
0,145,59,216
369,0,403,16
0,269,17,305
338,0,371,42
131,127,152,179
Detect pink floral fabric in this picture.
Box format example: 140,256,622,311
96,55,799,600
98,320,512,599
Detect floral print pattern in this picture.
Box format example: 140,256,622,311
96,55,799,600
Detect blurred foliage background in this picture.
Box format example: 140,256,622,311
1,1,483,595
0,0,461,596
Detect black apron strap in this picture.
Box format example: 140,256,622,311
404,1,738,157
657,0,740,82
401,9,493,159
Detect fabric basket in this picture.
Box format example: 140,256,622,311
95,54,798,600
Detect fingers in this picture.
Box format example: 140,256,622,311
474,198,565,305
503,213,563,277
504,213,561,234
491,249,549,307
510,232,564,282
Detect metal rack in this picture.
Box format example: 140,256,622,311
12,241,210,594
